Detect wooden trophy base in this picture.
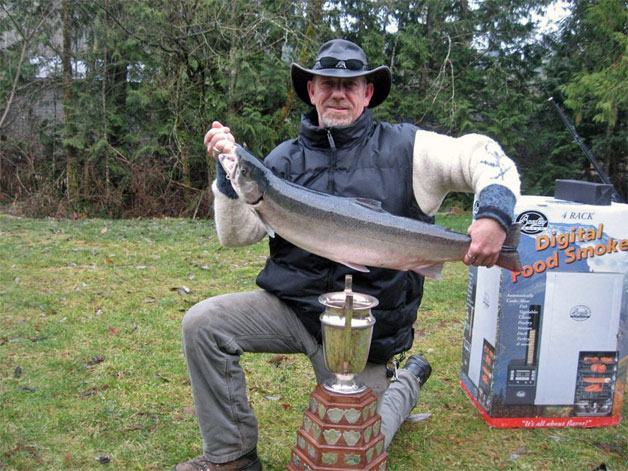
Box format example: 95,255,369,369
287,384,388,471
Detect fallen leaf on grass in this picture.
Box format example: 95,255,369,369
264,396,280,401
268,355,286,365
507,447,528,461
94,455,111,464
86,356,105,366
3,444,44,464
406,413,432,422
281,403,291,410
594,442,624,454
153,372,170,382
81,385,109,397
171,286,191,295
183,407,196,416
107,328,119,335
120,419,159,432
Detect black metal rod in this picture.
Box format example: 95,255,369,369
546,95,623,203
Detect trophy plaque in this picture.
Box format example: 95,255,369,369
288,276,388,471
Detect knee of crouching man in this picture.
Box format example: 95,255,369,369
181,298,220,339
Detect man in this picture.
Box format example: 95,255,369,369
176,39,520,471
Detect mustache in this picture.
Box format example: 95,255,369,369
326,99,348,107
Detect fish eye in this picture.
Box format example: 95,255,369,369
240,167,248,176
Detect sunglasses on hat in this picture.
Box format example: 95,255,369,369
315,56,366,71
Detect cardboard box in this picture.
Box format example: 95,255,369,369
460,195,628,427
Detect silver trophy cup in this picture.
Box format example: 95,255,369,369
319,275,378,394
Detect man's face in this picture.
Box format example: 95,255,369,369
307,75,374,127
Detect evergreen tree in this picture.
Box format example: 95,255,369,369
1,0,625,215
540,0,627,201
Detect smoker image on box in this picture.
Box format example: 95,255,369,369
574,351,619,416
505,305,541,404
463,266,501,409
534,272,624,415
477,339,496,410
461,279,477,376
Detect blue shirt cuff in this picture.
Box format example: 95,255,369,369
474,184,516,230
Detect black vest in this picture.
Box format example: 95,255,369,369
256,110,434,363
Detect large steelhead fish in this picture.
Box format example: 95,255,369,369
219,147,521,278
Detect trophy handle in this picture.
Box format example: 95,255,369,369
342,275,354,376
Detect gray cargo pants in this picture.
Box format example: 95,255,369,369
182,290,421,463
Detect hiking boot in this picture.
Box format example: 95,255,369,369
403,355,432,385
173,449,262,471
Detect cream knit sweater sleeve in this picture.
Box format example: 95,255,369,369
211,180,267,247
412,130,521,216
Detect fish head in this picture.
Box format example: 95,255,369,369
218,146,268,204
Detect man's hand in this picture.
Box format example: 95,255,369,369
204,121,236,159
463,218,507,268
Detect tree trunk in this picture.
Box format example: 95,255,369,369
102,0,110,202
421,2,436,92
62,0,78,204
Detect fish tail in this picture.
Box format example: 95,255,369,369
496,223,522,272
503,222,521,248
496,248,522,272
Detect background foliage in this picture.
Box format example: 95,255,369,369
0,0,626,217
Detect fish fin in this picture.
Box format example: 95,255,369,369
262,221,275,238
496,223,522,272
255,211,275,237
339,261,370,273
279,184,387,214
411,263,444,279
352,198,386,212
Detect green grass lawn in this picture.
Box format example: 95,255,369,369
1,214,626,471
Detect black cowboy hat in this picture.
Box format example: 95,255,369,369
291,39,392,108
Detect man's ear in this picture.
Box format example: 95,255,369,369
364,81,375,106
307,80,316,104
